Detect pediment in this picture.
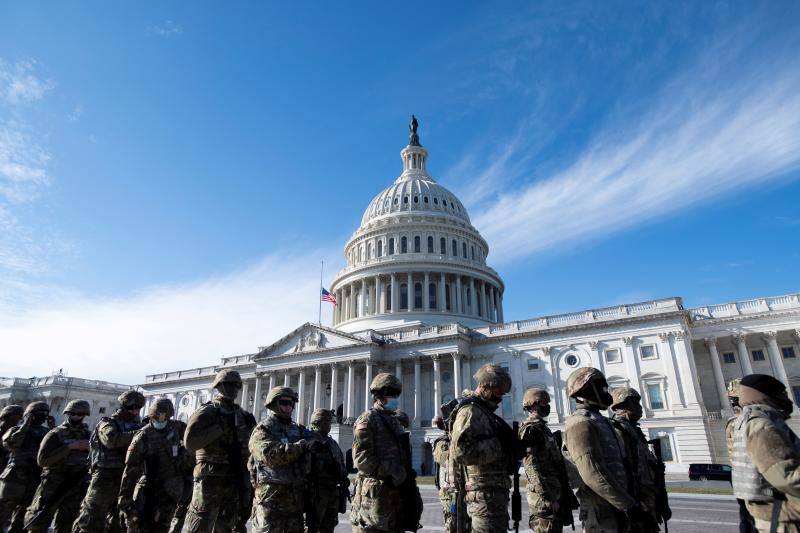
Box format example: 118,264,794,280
257,322,371,359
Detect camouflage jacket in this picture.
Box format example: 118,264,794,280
248,412,310,488
611,415,658,500
433,436,452,491
313,432,346,489
519,416,562,503
352,406,406,487
119,420,187,504
185,398,254,475
564,406,634,511
725,414,738,464
38,421,91,473
91,413,143,469
2,421,48,470
450,396,513,491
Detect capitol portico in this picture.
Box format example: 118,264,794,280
139,120,800,473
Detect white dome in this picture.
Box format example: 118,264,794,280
361,175,470,226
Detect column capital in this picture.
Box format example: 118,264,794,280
704,336,717,349
673,329,688,339
623,337,634,346
762,331,778,342
329,362,338,370
431,354,441,362
732,330,748,343
541,346,554,357
659,332,672,342
793,329,800,342
451,352,462,361
588,340,600,350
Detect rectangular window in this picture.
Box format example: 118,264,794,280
640,344,657,360
722,352,736,364
527,358,540,371
99,407,106,414
657,436,674,462
605,348,621,363
782,346,796,359
793,386,800,406
751,349,765,362
500,363,512,418
647,384,664,409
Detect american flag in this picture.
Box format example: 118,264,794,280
321,288,337,305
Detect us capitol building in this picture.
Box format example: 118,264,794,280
140,121,800,473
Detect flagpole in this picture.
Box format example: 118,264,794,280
318,260,323,326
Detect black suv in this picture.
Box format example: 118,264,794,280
688,463,732,482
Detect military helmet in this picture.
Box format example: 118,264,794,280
212,369,242,389
148,398,175,419
0,404,24,420
566,367,605,398
523,388,550,409
310,408,334,426
610,387,641,410
24,401,50,417
64,399,91,416
473,364,512,392
118,390,145,409
727,378,742,398
264,386,298,407
369,373,402,396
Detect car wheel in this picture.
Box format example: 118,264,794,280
699,475,708,482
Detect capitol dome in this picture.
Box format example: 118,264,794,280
330,117,505,332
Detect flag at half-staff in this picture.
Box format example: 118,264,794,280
321,288,337,305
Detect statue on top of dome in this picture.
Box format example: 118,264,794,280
409,114,420,146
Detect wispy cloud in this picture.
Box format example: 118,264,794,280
0,251,339,384
147,20,183,37
466,28,800,263
0,59,55,105
67,104,83,122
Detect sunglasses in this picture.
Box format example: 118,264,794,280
277,399,296,407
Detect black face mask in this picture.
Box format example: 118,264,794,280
31,413,48,424
69,415,85,425
534,404,551,418
216,383,240,400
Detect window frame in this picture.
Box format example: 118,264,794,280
781,346,797,359
751,349,766,362
604,348,622,364
640,343,658,360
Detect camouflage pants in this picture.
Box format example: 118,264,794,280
24,470,89,533
251,482,305,533
73,467,124,533
350,476,403,533
464,488,509,533
236,468,253,532
0,465,39,533
579,502,626,533
125,486,180,533
186,474,240,533
527,492,562,533
439,489,470,533
168,475,193,533
307,485,340,533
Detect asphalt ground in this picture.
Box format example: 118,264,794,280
331,485,740,533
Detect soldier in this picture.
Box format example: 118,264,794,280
450,363,516,533
185,369,255,533
166,417,194,533
0,405,24,472
351,373,417,533
726,379,757,533
731,373,800,532
610,387,669,532
519,388,578,533
24,399,92,533
307,408,348,533
0,401,49,532
74,389,146,533
248,386,310,533
563,367,644,533
118,398,187,532
432,412,469,533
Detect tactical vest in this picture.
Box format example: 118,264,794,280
520,419,561,493
90,416,142,469
252,413,310,487
5,424,48,468
141,421,185,480
193,401,252,465
433,437,451,490
612,416,656,488
315,436,345,488
50,422,91,471
732,405,800,501
572,408,628,492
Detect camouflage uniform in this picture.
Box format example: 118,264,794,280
248,386,310,533
563,368,635,533
731,374,800,532
725,379,757,533
25,400,92,533
0,402,49,532
308,408,347,533
185,369,255,533
166,419,195,533
351,374,408,533
450,364,515,533
433,421,467,533
74,390,145,533
118,398,188,533
0,405,24,473
519,389,571,533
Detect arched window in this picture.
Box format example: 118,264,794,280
385,284,392,312
401,236,408,253
400,283,409,310
462,242,467,258
476,291,482,317
414,236,420,253
445,283,451,311
427,236,434,253
414,282,422,309
452,239,457,256
471,246,475,260
377,240,383,257
440,237,446,254
428,283,437,309
466,288,472,312
389,238,395,255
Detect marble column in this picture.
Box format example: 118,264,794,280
452,353,462,398
413,357,421,427
764,331,791,393
658,333,685,408
297,368,306,424
346,362,355,420
407,272,413,310
423,272,430,311
361,278,367,317
391,274,398,313
241,379,250,411
733,332,754,376
364,360,374,411
375,276,382,314
284,372,290,387
433,355,442,418
622,337,641,392
439,273,446,312
268,373,276,391
489,285,496,322
395,360,403,404
705,337,730,412
456,276,462,314
329,364,339,411
313,365,322,410
252,374,262,420
481,281,488,319
498,293,504,322
469,278,476,316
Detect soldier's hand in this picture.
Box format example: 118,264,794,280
296,439,308,450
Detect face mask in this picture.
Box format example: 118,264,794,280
31,413,48,424
217,383,240,400
151,420,168,430
535,404,551,418
384,398,399,411
69,415,85,425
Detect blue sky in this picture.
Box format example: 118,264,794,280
1,2,799,383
